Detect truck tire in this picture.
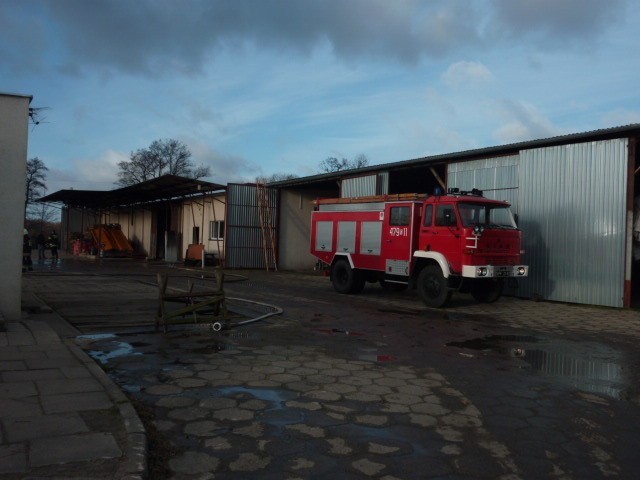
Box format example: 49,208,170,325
331,259,364,294
470,279,503,303
417,265,451,308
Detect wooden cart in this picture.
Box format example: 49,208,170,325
156,268,227,333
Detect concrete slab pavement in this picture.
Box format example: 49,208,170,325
0,292,146,479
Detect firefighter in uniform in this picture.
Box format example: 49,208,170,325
48,230,60,261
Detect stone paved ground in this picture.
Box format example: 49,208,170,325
23,263,640,479
80,323,526,479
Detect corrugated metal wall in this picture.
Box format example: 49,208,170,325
448,155,520,212
448,141,628,307
226,183,278,269
341,172,389,198
518,139,628,307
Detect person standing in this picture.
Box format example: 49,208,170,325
22,229,33,271
36,232,46,260
48,230,60,261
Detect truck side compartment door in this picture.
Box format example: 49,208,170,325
337,221,356,254
382,203,413,277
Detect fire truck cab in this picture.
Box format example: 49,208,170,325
310,188,528,307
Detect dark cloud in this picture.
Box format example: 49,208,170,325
38,0,480,75
490,0,626,41
0,0,630,78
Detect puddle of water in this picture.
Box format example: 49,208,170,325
447,335,538,350
446,335,624,399
217,386,294,409
523,348,622,398
88,341,143,364
77,333,117,340
121,384,142,393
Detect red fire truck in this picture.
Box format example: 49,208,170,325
310,188,528,307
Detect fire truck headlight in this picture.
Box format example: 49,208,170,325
477,267,488,277
517,267,526,276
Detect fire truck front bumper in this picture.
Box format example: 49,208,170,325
462,265,529,278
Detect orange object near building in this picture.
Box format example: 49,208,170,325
90,224,134,255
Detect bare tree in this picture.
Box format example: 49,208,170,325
116,138,212,187
319,154,369,173
26,157,48,206
28,202,58,232
116,148,158,186
258,173,299,183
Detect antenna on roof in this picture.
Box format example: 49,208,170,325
28,106,50,128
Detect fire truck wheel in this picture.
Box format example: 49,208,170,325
417,265,451,308
470,279,503,303
331,259,362,294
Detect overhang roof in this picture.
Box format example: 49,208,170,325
39,175,226,209
269,123,640,189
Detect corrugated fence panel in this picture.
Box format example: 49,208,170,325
518,139,628,307
448,155,520,212
226,184,278,269
341,174,377,198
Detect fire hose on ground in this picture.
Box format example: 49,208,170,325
208,297,283,332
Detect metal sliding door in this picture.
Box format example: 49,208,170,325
225,183,278,269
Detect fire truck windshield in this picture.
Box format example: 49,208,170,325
458,203,517,229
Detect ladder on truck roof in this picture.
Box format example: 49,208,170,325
256,181,278,271
313,192,429,206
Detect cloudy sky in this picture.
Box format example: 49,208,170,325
2,0,639,192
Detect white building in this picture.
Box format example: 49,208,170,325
0,92,32,321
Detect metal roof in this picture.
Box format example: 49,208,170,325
39,175,226,209
268,123,640,189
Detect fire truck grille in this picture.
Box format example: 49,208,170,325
482,256,518,265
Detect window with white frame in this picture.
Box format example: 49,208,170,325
209,220,224,240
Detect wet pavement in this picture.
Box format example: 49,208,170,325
20,257,640,478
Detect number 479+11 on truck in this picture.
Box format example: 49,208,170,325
310,188,528,308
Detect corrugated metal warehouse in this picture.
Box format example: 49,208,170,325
271,125,640,309
41,125,640,309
